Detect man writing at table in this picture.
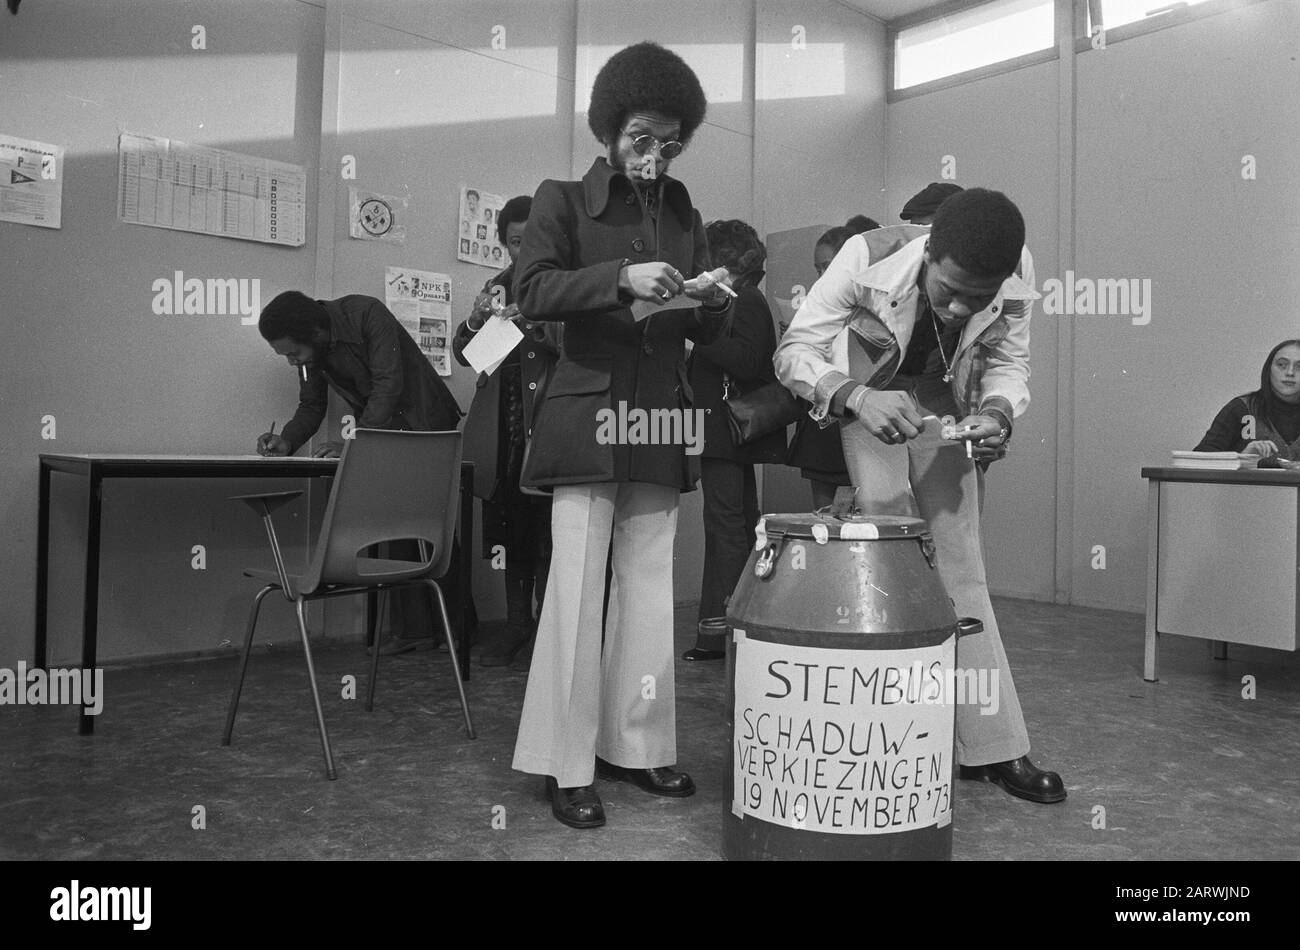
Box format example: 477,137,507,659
255,290,472,654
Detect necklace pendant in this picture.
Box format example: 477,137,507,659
943,372,953,383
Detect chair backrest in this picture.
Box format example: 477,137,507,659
300,429,462,593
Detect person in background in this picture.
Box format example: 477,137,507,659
682,220,786,661
255,291,475,654
510,42,732,829
453,195,558,670
786,223,896,508
1195,340,1300,460
900,182,964,225
906,183,1036,287
775,188,1066,805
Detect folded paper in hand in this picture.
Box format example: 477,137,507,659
914,415,966,451
462,315,524,375
630,293,698,322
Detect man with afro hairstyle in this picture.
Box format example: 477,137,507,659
510,41,733,829
776,188,1068,806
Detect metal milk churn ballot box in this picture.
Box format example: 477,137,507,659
723,510,982,861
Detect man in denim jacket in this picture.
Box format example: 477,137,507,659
774,188,1065,804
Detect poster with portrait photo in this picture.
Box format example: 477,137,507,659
457,186,506,268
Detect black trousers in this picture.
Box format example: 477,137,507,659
387,536,478,642
699,457,759,621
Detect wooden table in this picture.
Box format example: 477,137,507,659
1141,466,1300,681
36,454,475,734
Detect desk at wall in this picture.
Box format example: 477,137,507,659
36,454,474,735
1141,466,1300,682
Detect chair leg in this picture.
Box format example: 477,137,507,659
365,589,388,713
223,584,275,746
426,579,476,739
295,598,337,780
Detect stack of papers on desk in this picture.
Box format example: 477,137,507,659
1170,451,1258,470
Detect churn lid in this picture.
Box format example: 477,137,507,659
756,512,929,541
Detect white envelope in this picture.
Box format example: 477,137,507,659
462,315,524,375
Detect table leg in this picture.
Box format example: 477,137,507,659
36,461,52,670
1144,480,1160,683
80,470,104,735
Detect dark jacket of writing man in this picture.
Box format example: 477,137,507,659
257,291,462,458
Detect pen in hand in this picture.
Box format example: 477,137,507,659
258,422,277,456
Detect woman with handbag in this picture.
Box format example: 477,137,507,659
452,195,558,671
683,220,789,660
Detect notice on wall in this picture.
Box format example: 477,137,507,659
731,631,956,835
385,267,452,376
118,132,306,246
0,134,63,229
349,187,407,245
456,186,506,269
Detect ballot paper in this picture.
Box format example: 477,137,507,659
629,293,698,322
462,315,524,375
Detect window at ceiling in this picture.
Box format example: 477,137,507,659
1088,0,1215,32
893,0,1055,92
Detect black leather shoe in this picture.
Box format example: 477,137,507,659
596,757,696,797
959,756,1066,804
479,626,531,667
545,776,605,829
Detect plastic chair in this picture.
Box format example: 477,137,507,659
222,429,475,780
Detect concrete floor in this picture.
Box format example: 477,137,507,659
1,596,1297,861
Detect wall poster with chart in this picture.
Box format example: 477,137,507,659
118,132,306,246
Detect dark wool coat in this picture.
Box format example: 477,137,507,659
281,295,462,453
513,158,727,491
687,282,789,464
452,265,561,499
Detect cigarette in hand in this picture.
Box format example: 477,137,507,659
299,364,309,384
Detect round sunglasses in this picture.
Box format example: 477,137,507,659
627,132,683,160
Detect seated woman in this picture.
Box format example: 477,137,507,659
1195,340,1300,460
